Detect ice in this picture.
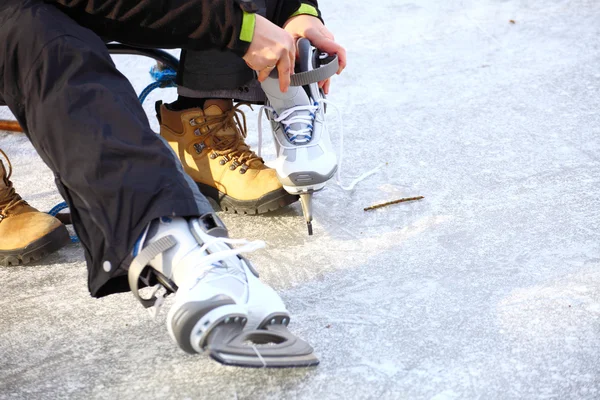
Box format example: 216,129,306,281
2,0,600,398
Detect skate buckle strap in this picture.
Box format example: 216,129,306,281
128,235,177,309
289,55,338,87
268,40,339,87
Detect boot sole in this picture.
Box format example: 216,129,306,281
197,183,299,215
0,225,71,267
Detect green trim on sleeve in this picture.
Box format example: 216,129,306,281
239,11,256,42
290,4,319,18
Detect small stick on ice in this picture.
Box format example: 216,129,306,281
364,196,424,211
0,120,23,132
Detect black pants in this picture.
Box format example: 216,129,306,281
0,0,213,297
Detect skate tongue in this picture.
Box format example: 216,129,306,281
262,77,313,132
190,218,264,278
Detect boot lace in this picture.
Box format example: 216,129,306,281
190,103,263,173
0,149,26,221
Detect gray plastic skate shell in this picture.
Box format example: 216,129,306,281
127,216,319,368
269,38,339,86
207,314,319,368
278,167,338,188
128,213,229,309
170,295,240,354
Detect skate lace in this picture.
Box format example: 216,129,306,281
257,99,381,191
186,236,265,289
266,104,319,145
147,235,265,318
191,103,262,172
197,237,265,270
0,149,26,221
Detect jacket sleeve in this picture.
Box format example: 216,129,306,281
274,0,323,26
45,0,253,56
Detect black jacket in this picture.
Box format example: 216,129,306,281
47,0,321,56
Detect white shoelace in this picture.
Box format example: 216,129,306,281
258,99,382,191
148,236,265,318
186,235,265,287
262,104,319,145
195,236,266,269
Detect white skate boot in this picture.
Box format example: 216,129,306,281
259,38,340,235
127,213,318,367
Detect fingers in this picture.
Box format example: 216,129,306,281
257,64,276,83
276,51,293,92
318,78,331,94
313,37,347,74
250,49,294,92
242,14,295,92
303,28,347,75
334,45,347,74
323,79,331,95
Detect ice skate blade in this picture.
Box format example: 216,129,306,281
207,324,319,368
299,193,314,236
306,221,313,236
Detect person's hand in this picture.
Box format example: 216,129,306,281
283,14,347,94
242,15,296,92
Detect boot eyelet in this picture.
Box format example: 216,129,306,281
193,143,206,154
229,165,236,170
210,153,217,159
219,160,226,165
189,118,197,127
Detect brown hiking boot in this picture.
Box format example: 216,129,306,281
0,150,70,266
158,99,298,214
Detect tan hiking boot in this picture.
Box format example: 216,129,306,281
0,150,70,266
158,99,298,214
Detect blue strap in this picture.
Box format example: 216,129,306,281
47,201,69,217
138,65,177,104
48,63,178,244
47,201,79,243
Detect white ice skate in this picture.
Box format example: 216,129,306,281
259,38,340,235
127,214,318,368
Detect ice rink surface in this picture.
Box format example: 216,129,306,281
2,0,600,398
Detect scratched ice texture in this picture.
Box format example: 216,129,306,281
2,1,600,399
